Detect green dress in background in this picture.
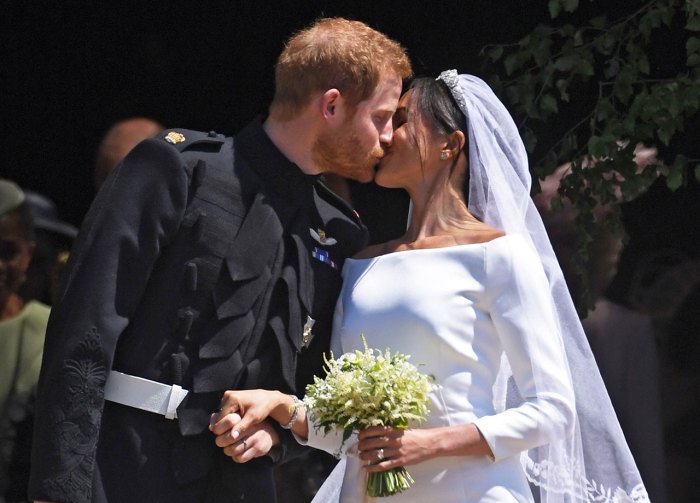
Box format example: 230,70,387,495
1,300,49,502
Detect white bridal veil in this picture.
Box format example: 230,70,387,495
440,70,648,503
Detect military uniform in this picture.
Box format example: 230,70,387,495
29,120,368,503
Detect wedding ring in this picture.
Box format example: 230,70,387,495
242,438,248,451
376,448,385,461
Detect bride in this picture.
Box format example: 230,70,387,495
210,71,649,502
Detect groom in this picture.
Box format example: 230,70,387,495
29,17,411,503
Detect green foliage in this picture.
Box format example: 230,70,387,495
481,0,700,311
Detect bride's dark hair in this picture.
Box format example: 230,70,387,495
409,77,467,136
408,77,471,203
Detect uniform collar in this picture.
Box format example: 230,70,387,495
234,117,319,201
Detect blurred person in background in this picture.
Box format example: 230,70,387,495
93,117,164,190
0,180,49,503
20,192,76,306
534,153,667,503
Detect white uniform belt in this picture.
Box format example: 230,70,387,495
104,371,189,420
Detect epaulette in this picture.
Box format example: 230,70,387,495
159,128,226,152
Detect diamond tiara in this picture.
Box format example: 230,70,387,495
436,69,466,111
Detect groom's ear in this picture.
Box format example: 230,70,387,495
320,89,343,122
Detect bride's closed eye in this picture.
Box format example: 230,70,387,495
392,107,408,130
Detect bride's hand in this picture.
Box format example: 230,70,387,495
357,426,438,471
211,389,305,437
210,389,283,436
358,423,494,471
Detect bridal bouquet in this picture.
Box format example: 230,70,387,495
304,338,434,497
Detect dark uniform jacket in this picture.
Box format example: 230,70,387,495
28,120,368,503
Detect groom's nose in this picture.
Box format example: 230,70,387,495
379,120,393,146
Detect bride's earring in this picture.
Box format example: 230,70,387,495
440,151,448,161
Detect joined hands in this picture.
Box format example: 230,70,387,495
209,389,308,463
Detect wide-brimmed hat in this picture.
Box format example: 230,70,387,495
25,191,78,239
0,179,26,216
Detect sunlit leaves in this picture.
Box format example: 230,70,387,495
484,0,699,197
481,0,700,312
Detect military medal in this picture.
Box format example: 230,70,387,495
311,247,338,269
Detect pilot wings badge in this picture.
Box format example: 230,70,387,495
310,228,337,246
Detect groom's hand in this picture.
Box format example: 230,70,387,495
210,389,287,439
211,412,280,463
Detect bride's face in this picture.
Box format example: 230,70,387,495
374,90,443,190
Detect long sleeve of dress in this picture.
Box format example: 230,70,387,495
29,139,189,503
472,236,575,463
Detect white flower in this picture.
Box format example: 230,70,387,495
305,336,434,437
304,337,435,498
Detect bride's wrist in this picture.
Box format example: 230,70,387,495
279,395,304,430
270,392,297,425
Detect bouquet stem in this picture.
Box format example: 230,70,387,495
366,466,415,497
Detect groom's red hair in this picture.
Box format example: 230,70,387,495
269,17,412,121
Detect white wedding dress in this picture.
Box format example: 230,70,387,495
303,234,575,503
